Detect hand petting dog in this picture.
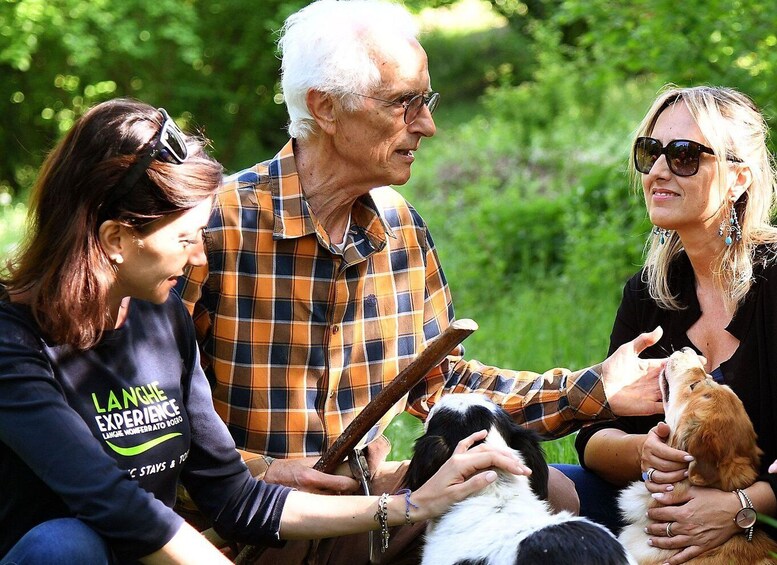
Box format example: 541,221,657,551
640,422,694,493
601,326,666,416
407,429,532,523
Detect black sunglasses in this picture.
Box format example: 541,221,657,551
634,136,741,177
111,108,189,201
351,91,440,124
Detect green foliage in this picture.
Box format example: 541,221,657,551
542,0,777,138
0,0,307,201
0,200,27,270
422,25,534,104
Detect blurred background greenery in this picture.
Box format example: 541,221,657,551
3,0,777,464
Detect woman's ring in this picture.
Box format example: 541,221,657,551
666,521,675,538
646,467,656,482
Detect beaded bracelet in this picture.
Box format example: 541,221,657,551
395,488,419,525
374,493,390,553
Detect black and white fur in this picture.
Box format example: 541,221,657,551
405,394,635,565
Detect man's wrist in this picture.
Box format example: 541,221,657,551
238,449,275,479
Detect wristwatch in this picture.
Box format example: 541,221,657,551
734,488,756,542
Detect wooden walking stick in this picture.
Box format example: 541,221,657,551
313,318,479,473
235,318,478,564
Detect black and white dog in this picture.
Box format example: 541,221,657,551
405,394,635,565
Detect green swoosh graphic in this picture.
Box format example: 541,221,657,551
106,433,182,456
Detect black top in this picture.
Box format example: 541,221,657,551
576,247,777,502
0,291,290,560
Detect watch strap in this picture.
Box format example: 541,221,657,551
734,488,755,542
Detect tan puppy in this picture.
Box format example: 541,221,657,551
618,348,777,564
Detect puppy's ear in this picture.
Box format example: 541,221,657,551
404,435,454,491
687,456,719,487
510,426,549,500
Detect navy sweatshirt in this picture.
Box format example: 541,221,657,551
0,291,290,561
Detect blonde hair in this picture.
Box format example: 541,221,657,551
630,85,777,312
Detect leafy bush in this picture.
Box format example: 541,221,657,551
422,24,535,105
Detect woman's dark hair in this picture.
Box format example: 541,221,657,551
2,98,223,349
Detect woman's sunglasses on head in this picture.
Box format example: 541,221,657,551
112,108,189,199
633,136,741,177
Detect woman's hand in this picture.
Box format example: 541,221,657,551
410,429,530,522
644,485,740,564
641,422,693,493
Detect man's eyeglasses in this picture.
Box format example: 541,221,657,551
112,108,189,200
351,91,440,124
633,136,741,177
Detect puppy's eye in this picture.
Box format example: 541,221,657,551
689,381,701,391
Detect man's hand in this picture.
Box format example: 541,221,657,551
601,326,665,416
263,456,361,494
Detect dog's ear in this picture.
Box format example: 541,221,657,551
404,434,454,491
687,456,719,487
509,426,549,500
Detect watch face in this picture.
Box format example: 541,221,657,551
736,507,757,529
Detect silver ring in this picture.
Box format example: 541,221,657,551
646,467,656,482
666,521,674,538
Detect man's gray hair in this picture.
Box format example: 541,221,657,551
278,0,419,140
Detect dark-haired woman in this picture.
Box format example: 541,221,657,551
0,99,526,565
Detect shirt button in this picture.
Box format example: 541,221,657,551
332,325,340,334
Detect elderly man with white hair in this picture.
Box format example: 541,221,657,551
177,0,665,562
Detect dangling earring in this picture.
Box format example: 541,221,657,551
652,226,671,245
718,200,742,246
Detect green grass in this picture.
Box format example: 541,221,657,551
385,413,579,464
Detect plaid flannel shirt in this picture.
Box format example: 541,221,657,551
176,140,614,459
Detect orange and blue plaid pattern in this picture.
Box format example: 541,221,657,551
176,140,613,458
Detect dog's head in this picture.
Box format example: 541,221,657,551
661,348,761,490
404,394,549,500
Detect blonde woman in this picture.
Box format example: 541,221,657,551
571,85,777,564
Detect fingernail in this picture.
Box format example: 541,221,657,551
647,539,654,546
643,527,648,533
665,485,674,492
684,455,694,461
484,470,497,482
683,470,689,477
652,493,664,500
